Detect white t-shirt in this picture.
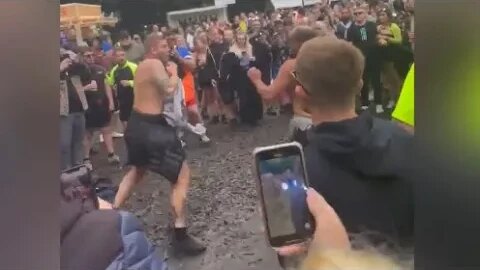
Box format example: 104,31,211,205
163,81,186,128
186,34,195,50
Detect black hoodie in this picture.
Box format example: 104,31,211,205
304,112,414,247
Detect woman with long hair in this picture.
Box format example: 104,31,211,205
219,31,263,125
192,34,221,123
229,32,253,59
377,7,403,109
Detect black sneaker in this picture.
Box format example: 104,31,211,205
172,233,206,256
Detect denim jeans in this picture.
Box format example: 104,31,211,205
60,112,86,171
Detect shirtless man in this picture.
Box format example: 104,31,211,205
113,35,206,255
248,26,323,140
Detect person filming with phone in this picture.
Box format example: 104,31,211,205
60,49,90,171
254,34,413,270
291,36,414,251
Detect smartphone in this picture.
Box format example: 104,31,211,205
253,142,314,248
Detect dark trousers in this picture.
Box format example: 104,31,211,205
394,47,414,81
361,52,382,106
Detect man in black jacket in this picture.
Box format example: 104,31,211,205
293,36,413,248
348,4,384,114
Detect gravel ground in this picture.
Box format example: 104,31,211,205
91,114,291,270
91,103,393,270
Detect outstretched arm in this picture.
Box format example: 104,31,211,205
248,59,296,101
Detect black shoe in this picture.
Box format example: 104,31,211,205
172,233,206,256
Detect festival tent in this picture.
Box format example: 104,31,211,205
270,0,322,9
166,5,229,28
60,3,118,44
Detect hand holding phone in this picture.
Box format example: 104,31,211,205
276,188,350,256
254,142,314,248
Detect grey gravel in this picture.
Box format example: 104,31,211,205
92,115,290,270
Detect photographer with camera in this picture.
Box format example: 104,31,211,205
60,49,91,171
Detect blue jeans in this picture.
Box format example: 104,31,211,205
60,112,86,171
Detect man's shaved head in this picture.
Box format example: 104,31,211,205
144,34,165,52
144,34,169,63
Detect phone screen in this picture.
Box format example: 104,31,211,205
256,145,313,246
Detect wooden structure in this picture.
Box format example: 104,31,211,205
60,3,118,43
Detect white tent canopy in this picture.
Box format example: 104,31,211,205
167,5,228,28
270,0,322,9
215,0,235,7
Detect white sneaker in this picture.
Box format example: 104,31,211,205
181,140,187,148
112,132,124,138
376,105,384,114
368,91,374,102
191,123,207,136
361,105,369,111
200,134,211,143
386,100,396,109
99,134,104,143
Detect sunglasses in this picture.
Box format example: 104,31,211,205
83,53,94,58
354,11,365,15
291,71,311,95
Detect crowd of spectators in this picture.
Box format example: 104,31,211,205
60,0,415,269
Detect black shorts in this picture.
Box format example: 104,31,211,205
118,88,134,122
85,96,111,129
124,111,186,183
217,79,235,105
118,98,133,122
85,108,111,130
